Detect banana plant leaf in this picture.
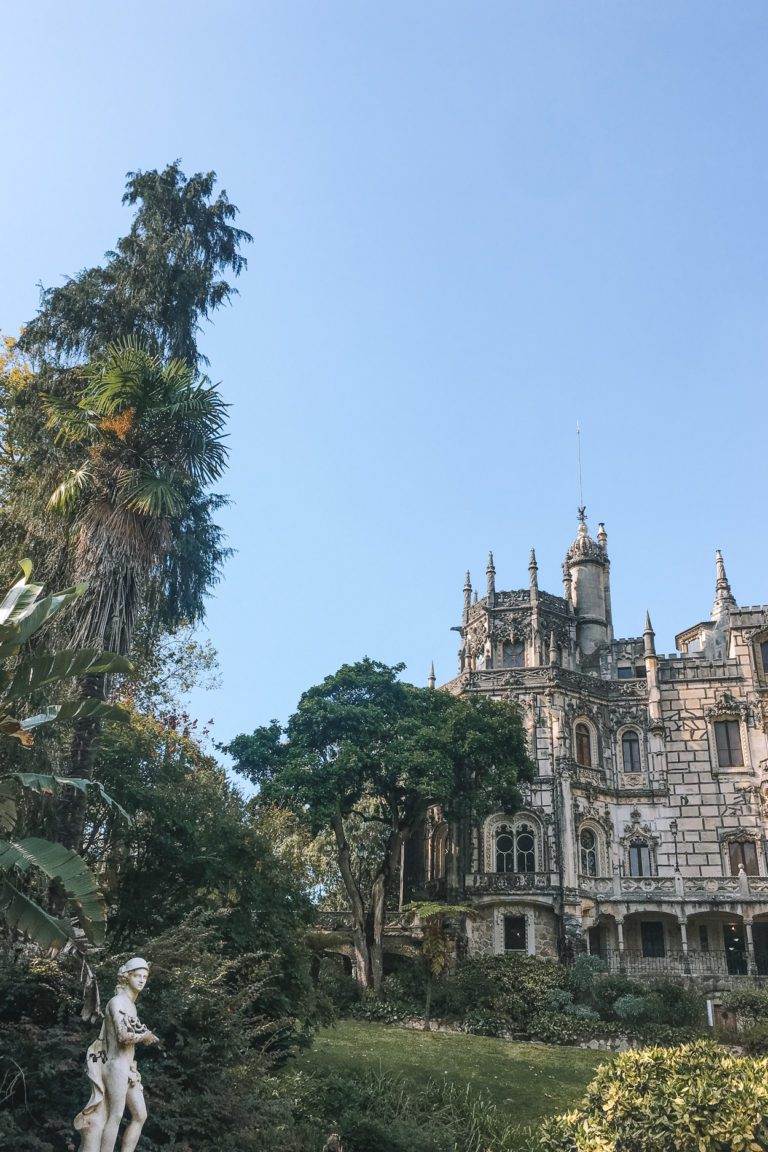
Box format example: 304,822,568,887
0,772,131,824
0,837,106,945
4,650,133,699
0,877,78,951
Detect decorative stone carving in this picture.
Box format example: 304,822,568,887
619,809,660,849
707,691,751,723
74,957,160,1152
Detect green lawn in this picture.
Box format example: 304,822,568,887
293,1019,606,1132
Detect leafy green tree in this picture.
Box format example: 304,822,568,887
20,161,251,369
91,708,314,1022
225,659,532,991
0,561,130,951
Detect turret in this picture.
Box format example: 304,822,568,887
711,549,737,623
563,508,612,658
428,661,436,690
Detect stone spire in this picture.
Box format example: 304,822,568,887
428,661,436,690
643,610,656,658
712,549,737,622
597,522,608,552
463,571,472,623
529,548,539,597
486,552,496,602
549,629,558,667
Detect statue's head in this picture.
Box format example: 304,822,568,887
115,956,150,996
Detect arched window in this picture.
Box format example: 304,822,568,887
622,730,641,773
516,824,536,873
575,722,592,767
579,828,598,876
628,839,653,877
495,827,515,872
495,822,537,874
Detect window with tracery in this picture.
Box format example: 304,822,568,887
579,827,598,876
495,822,537,874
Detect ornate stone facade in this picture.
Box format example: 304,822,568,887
415,514,768,979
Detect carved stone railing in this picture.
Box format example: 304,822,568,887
620,876,677,896
578,875,615,896
465,871,552,895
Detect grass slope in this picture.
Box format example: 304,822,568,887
294,1019,605,1131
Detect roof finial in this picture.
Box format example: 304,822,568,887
549,629,558,667
463,571,472,622
712,549,737,621
576,421,585,521
643,611,656,657
428,661,436,690
486,551,496,600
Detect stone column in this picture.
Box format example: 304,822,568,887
616,918,625,972
746,918,756,975
558,765,577,890
679,918,690,974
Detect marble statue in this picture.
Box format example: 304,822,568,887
74,957,160,1152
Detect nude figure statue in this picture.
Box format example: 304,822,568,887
74,957,160,1152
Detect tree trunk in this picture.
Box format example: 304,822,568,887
331,811,373,989
55,674,104,851
423,979,432,1031
369,824,404,992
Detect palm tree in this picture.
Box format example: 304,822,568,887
46,339,229,654
45,341,228,845
0,561,131,952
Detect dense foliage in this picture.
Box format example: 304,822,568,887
226,658,533,989
537,1041,768,1152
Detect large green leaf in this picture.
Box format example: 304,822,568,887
19,698,129,732
0,584,87,658
4,649,133,699
0,877,77,950
0,837,106,945
0,772,131,823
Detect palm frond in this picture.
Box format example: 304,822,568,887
47,464,94,512
4,649,133,699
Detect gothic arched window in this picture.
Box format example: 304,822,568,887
579,828,598,876
622,730,642,773
516,824,536,873
495,822,537,874
495,827,515,873
575,723,592,767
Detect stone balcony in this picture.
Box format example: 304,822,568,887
465,871,554,895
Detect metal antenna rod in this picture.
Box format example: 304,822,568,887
576,421,585,520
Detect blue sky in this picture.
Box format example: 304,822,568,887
1,3,767,749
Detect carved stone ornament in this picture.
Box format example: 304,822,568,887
619,808,659,848
719,827,762,844
707,691,751,724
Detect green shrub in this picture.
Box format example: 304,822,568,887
567,954,606,999
723,986,768,1025
317,956,360,1015
460,1008,509,1036
528,1011,620,1046
536,1040,768,1152
444,954,567,1027
743,1021,768,1055
589,973,644,1020
646,980,705,1028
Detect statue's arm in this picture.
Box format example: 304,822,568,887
108,1000,157,1046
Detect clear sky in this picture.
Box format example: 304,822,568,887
1,2,767,751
